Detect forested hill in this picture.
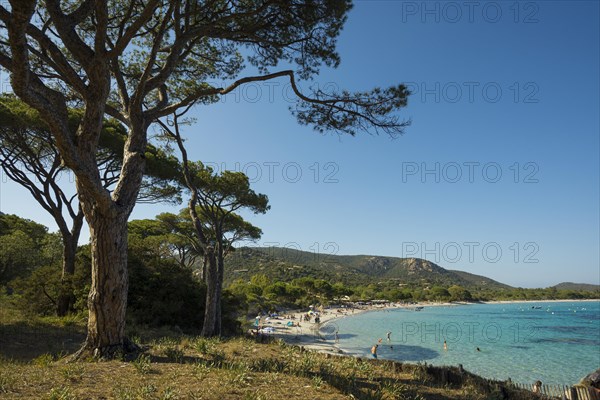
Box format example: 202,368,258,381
224,246,512,289
553,282,600,291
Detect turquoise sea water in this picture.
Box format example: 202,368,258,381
324,301,600,385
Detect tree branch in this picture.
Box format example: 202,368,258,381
45,0,95,70
132,1,176,110
108,0,161,58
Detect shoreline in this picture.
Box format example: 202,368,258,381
261,298,599,356
482,298,598,304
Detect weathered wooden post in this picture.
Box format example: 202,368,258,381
569,386,579,400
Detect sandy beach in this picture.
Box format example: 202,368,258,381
254,301,457,355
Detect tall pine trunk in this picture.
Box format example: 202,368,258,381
74,210,133,358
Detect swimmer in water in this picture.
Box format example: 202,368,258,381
371,344,378,359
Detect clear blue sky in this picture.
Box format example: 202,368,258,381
1,1,598,288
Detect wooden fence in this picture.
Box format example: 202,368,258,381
510,381,600,400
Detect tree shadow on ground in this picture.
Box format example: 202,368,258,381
147,354,205,364
0,321,85,362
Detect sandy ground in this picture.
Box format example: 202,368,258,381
255,302,456,355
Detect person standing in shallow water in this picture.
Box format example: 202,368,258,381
371,344,378,359
443,340,448,351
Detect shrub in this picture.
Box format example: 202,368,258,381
32,353,54,367
60,364,84,382
127,256,205,329
163,347,185,363
132,354,152,374
0,369,17,393
195,338,213,355
47,386,75,400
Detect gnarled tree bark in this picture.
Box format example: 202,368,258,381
72,202,138,359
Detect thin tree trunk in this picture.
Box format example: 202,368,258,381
56,237,77,316
164,117,215,336
201,248,218,336
73,211,134,359
214,240,225,335
56,214,83,316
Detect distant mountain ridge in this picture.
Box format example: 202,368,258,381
225,246,512,289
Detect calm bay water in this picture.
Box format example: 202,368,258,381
326,301,600,385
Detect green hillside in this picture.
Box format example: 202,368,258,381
553,282,600,291
224,247,364,285
449,270,513,290
225,246,512,289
